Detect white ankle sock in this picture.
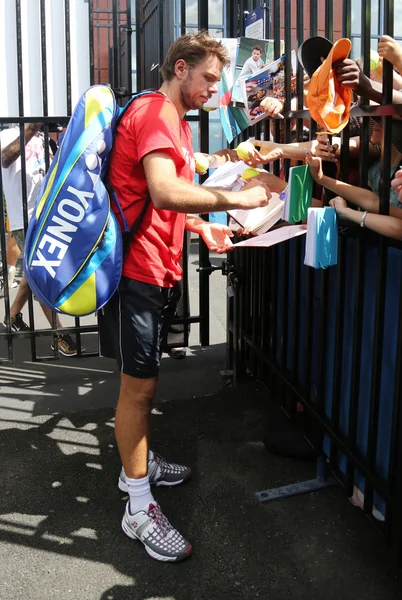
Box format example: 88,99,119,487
126,474,155,514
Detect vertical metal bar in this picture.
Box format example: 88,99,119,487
135,0,142,90
269,246,278,364
15,0,24,119
196,0,210,347
40,0,48,122
310,0,318,37
40,0,58,350
0,139,13,361
295,0,304,143
363,0,394,517
346,239,365,496
342,0,363,487
379,0,394,216
359,0,371,190
388,286,402,560
290,241,301,384
272,0,280,171
325,0,333,40
273,0,280,64
126,0,132,95
316,271,329,412
339,0,350,197
329,238,347,467
15,0,36,357
180,0,186,35
112,0,119,89
259,250,268,358
65,0,72,114
364,241,388,515
342,0,351,37
303,267,315,405
88,0,95,88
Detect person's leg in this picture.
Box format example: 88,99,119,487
114,277,192,561
8,275,29,319
6,233,21,268
118,280,191,491
115,373,156,478
115,372,156,510
40,303,63,329
5,234,20,290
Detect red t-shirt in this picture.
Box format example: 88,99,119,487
109,93,195,287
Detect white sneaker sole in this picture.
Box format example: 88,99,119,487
118,476,187,493
121,516,186,562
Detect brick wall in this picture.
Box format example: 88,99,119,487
276,0,344,49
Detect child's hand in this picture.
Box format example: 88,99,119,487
311,136,338,162
378,35,402,68
305,152,323,181
244,145,283,167
329,196,348,216
259,97,284,117
391,169,402,203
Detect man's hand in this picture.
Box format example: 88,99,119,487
378,35,402,69
391,169,402,203
259,96,284,117
329,195,348,216
306,152,324,181
239,178,271,208
244,144,283,167
199,222,234,254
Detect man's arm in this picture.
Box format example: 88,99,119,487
307,153,402,217
1,123,42,169
249,139,337,163
142,152,270,213
330,196,402,239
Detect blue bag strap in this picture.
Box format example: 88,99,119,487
122,195,152,256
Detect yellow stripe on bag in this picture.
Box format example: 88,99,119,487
58,273,97,316
85,86,115,128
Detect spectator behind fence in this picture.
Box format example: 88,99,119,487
106,31,271,562
0,124,78,356
306,118,402,240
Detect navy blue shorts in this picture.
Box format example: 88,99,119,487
113,277,181,379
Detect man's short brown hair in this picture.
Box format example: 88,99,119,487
252,45,263,53
160,31,230,81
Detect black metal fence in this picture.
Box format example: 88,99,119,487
0,0,215,362
226,0,402,563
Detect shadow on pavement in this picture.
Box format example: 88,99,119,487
0,345,400,599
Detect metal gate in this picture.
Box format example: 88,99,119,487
226,0,402,564
0,0,216,362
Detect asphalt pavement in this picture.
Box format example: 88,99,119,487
0,242,400,599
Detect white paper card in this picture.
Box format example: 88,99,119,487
234,225,306,248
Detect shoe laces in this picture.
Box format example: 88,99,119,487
153,452,172,475
59,333,76,346
152,452,184,475
148,503,173,537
